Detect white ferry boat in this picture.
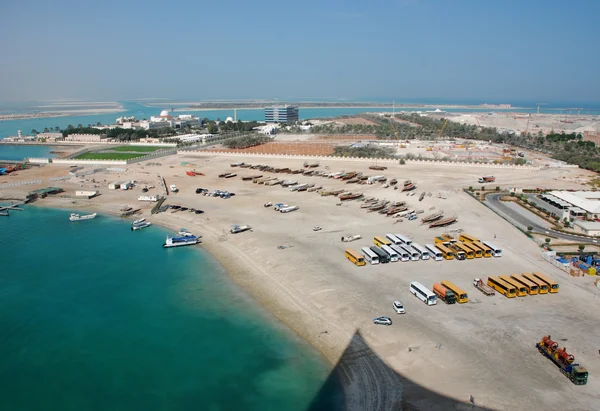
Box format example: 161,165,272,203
163,235,200,248
69,213,97,222
131,221,152,231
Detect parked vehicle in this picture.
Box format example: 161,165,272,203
473,278,496,296
373,316,392,326
433,283,456,304
536,335,588,385
392,301,406,314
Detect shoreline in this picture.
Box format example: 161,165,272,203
4,153,599,410
176,105,527,112
31,196,401,410
30,199,350,404
0,106,126,122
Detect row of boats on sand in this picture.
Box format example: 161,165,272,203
231,162,416,190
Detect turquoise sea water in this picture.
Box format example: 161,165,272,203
0,145,57,161
0,206,343,411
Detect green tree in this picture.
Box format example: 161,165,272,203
496,186,500,191
545,238,551,244
31,129,38,135
43,127,49,133
510,192,515,197
578,244,585,252
527,226,533,231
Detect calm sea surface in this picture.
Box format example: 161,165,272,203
0,206,343,411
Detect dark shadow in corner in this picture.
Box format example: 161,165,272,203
307,330,493,411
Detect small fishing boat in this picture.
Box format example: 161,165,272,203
339,192,363,201
132,221,152,231
69,213,97,222
422,211,444,223
429,216,457,228
132,218,146,225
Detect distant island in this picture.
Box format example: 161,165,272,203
186,102,515,110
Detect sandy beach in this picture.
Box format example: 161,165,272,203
2,153,600,410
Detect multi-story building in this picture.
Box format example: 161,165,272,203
264,105,299,123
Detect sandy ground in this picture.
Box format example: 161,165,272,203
3,155,600,410
449,113,600,135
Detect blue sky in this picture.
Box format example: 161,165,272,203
1,0,598,103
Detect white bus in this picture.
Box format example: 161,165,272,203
410,281,437,305
483,241,503,257
385,233,403,245
390,244,410,262
401,245,419,261
394,234,412,246
411,243,430,260
380,244,399,262
361,247,380,265
425,244,443,261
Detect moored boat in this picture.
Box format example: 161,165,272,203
132,221,152,231
69,213,97,222
163,235,200,248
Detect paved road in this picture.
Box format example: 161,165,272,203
484,194,599,244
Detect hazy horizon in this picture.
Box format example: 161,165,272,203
1,0,598,103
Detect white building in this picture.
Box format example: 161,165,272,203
165,133,214,143
573,220,600,236
545,191,600,218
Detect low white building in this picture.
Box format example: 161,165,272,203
573,220,600,236
109,182,123,189
165,133,214,143
76,190,99,198
547,191,600,218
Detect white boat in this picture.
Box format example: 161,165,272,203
131,221,152,231
132,218,146,225
230,224,251,234
178,229,195,237
163,235,200,248
69,213,97,222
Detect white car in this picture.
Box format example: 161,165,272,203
393,301,406,314
373,316,392,326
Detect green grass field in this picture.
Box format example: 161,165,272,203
110,145,162,153
75,152,144,160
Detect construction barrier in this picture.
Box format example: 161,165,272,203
0,179,42,189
